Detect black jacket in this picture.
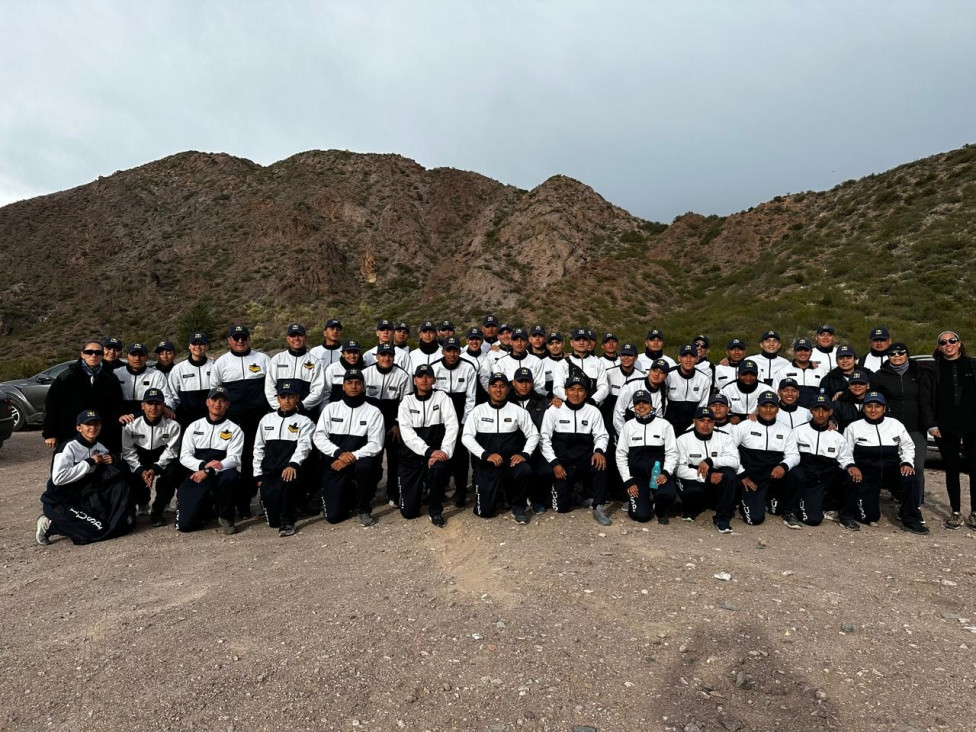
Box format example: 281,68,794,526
42,360,124,447
919,356,976,434
871,361,924,432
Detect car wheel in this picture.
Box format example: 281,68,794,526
9,402,25,432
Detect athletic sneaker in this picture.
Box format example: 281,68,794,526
359,512,376,527
218,517,237,535
715,520,733,534
150,514,167,528
681,514,695,522
531,503,547,515
512,508,529,525
840,518,861,531
593,506,612,526
135,504,150,517
430,513,445,528
945,511,964,530
388,500,398,508
783,513,803,530
580,498,594,508
657,515,670,525
278,524,296,537
967,512,976,530
901,521,930,535
35,515,52,545
822,510,839,522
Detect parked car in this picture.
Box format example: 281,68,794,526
0,360,74,431
0,388,15,448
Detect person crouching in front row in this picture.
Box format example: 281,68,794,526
36,409,136,546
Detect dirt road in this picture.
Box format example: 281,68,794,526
2,431,974,731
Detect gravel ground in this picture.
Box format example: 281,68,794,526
2,430,975,732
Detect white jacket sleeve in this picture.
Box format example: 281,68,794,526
781,429,800,471
663,423,679,476
518,406,540,456
398,399,429,458
291,419,315,466
121,425,141,471
303,362,326,410
540,407,558,463
253,417,268,477
313,410,341,458
221,423,245,472
591,362,609,405
52,446,97,485
615,424,633,483
461,410,487,461
591,409,608,453
157,422,182,468
441,395,459,459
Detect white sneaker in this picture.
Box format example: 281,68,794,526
822,510,839,522
36,515,52,545
135,504,150,516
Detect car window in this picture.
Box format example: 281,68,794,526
41,361,73,379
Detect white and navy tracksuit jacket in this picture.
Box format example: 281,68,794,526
615,414,678,485
398,390,459,460
431,357,477,424
731,418,800,482
264,350,325,411
310,342,343,368
613,378,667,434
253,409,315,478
211,350,272,417
550,354,610,405
122,415,181,472
843,416,914,477
664,367,711,429
793,421,854,483
745,353,790,386
169,356,214,423
312,399,385,460
462,402,540,462
775,404,811,430
539,402,609,466
116,366,175,415
674,428,740,483
719,381,764,419
179,417,245,472
482,352,547,397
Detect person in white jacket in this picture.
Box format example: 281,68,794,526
397,364,459,526
313,369,385,527
675,406,741,533
615,390,678,524
175,387,245,534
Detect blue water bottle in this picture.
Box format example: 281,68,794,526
650,460,661,491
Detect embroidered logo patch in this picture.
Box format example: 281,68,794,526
287,424,299,434
248,364,261,373
219,430,233,440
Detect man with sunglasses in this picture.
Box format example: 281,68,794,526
212,324,271,518
42,340,124,451
920,331,976,530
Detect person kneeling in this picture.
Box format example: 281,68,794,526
615,390,678,524
313,369,385,526
254,381,315,537
674,407,741,533
540,376,611,525
36,410,136,546
175,387,244,535
461,372,540,524
398,364,460,527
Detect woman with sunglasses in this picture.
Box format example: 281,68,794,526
920,331,976,530
41,339,124,451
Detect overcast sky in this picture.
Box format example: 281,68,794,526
1,1,974,222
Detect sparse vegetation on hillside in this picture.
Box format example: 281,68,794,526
1,145,975,377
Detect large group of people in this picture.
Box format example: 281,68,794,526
34,317,976,546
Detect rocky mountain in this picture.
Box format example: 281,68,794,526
1,144,975,375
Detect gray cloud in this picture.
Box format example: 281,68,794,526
1,1,974,221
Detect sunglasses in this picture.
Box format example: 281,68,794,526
939,338,959,346
82,349,104,356
230,335,248,342
888,349,908,356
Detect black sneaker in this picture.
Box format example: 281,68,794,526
218,518,237,535
531,502,547,515
430,513,445,528
840,517,861,531
279,524,296,537
512,508,529,525
657,514,670,525
715,520,733,534
783,513,803,530
902,521,930,535
359,512,376,527
592,506,612,526
150,514,167,527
